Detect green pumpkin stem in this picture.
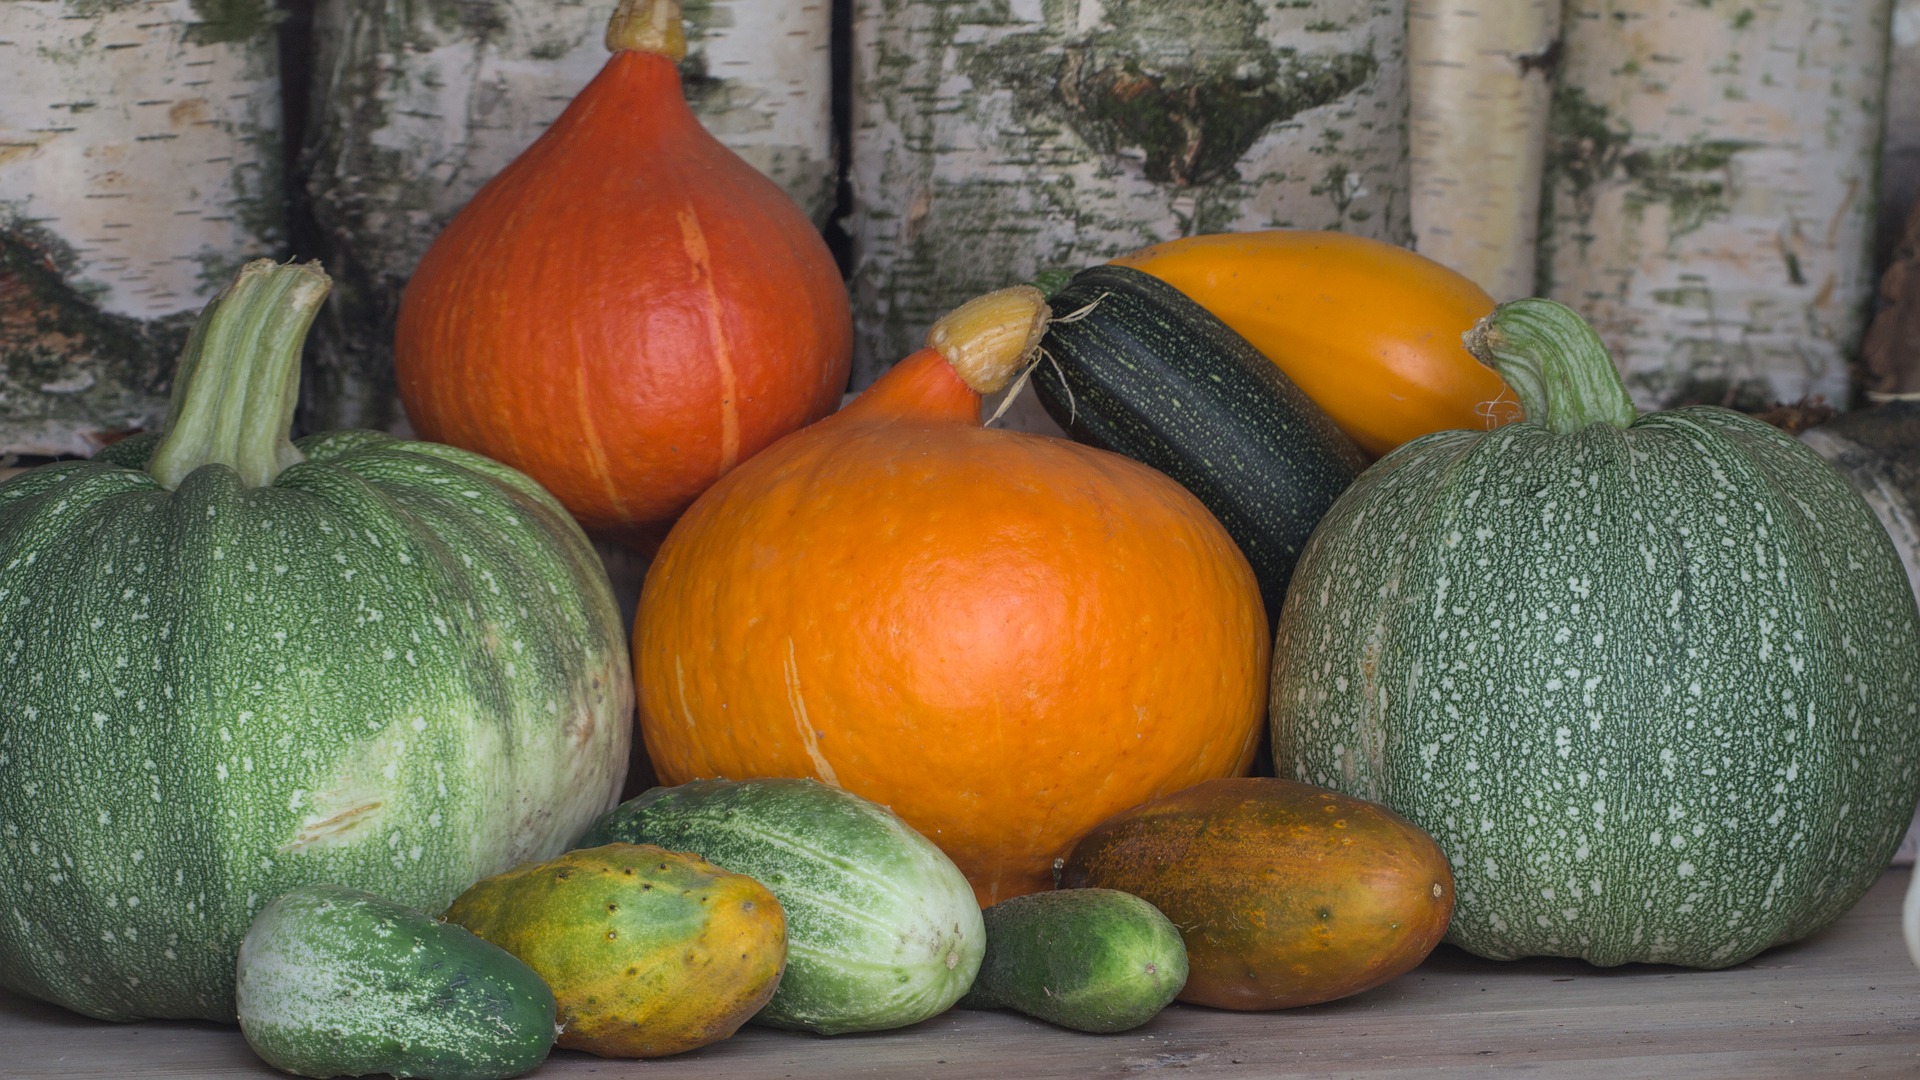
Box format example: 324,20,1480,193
1463,298,1637,435
147,260,330,491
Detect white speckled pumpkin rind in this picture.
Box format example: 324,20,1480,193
0,427,632,1021
1271,306,1920,969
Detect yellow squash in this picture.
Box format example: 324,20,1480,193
1111,230,1521,458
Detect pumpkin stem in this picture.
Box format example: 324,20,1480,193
1463,298,1637,435
147,260,330,491
606,0,687,61
927,285,1051,396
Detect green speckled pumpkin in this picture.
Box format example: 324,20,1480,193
1271,299,1920,969
0,261,632,1021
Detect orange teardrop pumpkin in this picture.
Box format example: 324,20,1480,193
394,0,852,550
634,287,1270,905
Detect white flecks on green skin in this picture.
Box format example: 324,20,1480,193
578,778,985,1036
0,432,631,1022
236,883,556,1080
1272,408,1920,969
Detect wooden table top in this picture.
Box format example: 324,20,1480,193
3,869,1915,1079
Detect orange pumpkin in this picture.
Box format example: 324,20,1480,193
394,0,852,550
635,287,1269,905
1111,230,1519,458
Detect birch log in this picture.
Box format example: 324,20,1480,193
846,0,1410,380
1406,0,1559,301
1881,0,1920,271
301,0,836,432
0,0,284,457
1538,0,1893,411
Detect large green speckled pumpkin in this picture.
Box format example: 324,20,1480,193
0,262,632,1021
1271,299,1920,969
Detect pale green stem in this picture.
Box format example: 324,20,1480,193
1462,297,1638,435
147,260,331,490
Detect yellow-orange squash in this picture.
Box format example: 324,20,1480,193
444,844,786,1058
1061,778,1454,1010
1111,230,1519,458
634,287,1269,905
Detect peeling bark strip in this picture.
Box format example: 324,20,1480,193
0,0,284,457
1880,0,1920,270
1407,0,1559,301
1538,0,1893,412
846,0,1410,380
300,0,835,433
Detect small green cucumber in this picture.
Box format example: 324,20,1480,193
960,888,1188,1033
236,884,556,1080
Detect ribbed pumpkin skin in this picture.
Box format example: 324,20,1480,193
636,355,1268,906
394,50,852,549
1271,408,1920,967
0,432,631,1021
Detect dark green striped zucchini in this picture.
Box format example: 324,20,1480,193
1032,265,1366,620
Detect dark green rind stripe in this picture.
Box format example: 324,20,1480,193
1033,265,1365,621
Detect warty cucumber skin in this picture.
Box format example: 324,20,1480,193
960,888,1188,1033
235,884,556,1080
577,778,984,1035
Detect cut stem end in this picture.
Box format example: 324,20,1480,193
606,0,688,61
927,286,1051,396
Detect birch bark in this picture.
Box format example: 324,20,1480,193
846,0,1410,381
1538,0,1893,411
300,0,835,432
1880,0,1920,270
1406,0,1559,301
0,0,284,457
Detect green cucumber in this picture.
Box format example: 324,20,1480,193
1032,264,1366,620
236,884,556,1080
577,777,984,1036
960,888,1188,1033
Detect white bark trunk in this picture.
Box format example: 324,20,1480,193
1407,0,1558,301
846,0,1410,381
0,0,284,456
1538,0,1892,411
1880,0,1920,270
301,0,835,431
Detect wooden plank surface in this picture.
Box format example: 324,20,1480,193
3,870,1915,1079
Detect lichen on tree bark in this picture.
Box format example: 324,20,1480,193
846,0,1410,381
0,0,284,457
1538,0,1892,411
299,0,836,433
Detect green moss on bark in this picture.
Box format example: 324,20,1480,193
0,228,185,453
